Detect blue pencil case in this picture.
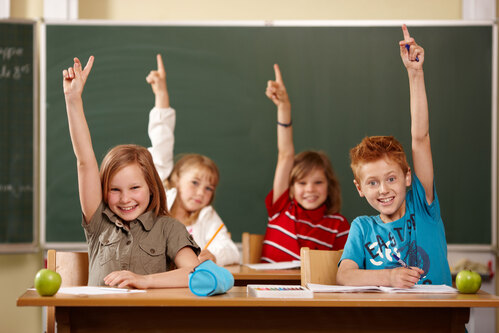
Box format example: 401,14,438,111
188,260,234,296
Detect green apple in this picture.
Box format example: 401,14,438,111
34,269,62,296
455,270,481,294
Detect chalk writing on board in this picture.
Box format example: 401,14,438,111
0,184,33,199
0,46,31,80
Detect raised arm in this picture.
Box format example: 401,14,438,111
265,64,294,203
146,54,175,182
400,25,433,203
63,56,101,223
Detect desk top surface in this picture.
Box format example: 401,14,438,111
226,265,301,280
17,286,499,308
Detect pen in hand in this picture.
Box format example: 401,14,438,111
392,253,410,269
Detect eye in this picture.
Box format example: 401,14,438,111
315,180,324,185
367,180,378,187
297,181,306,185
131,185,140,190
206,186,214,192
191,180,199,186
110,188,120,192
387,176,396,182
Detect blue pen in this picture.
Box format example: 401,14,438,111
405,44,419,62
392,253,410,269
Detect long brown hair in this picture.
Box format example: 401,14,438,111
100,144,168,216
289,151,342,215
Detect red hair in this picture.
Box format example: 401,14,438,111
350,136,409,183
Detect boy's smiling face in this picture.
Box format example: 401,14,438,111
354,157,411,223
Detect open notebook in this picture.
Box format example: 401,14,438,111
307,283,457,293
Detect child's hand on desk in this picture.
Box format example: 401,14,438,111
389,266,424,288
104,270,149,289
198,249,216,263
265,64,290,110
146,54,170,108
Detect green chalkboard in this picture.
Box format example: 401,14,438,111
0,20,36,251
44,23,493,245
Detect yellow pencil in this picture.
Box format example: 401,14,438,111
203,223,224,250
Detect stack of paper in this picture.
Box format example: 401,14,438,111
307,283,457,294
245,261,301,270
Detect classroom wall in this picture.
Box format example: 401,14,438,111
2,1,495,333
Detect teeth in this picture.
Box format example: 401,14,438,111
379,198,392,203
121,206,135,211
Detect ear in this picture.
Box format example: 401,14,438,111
353,179,365,197
405,168,412,187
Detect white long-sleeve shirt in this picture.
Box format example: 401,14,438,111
148,107,240,266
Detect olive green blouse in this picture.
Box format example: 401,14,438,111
83,203,200,286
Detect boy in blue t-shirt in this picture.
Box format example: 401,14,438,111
336,25,452,287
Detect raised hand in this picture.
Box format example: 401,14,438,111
146,54,170,108
399,24,424,70
265,64,290,108
62,56,94,98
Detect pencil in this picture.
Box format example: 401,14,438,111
203,223,224,250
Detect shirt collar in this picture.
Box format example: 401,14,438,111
292,198,328,222
102,205,156,231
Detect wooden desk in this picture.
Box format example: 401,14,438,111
226,264,301,286
17,286,499,333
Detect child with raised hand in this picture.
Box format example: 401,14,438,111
63,56,200,288
260,64,350,263
336,25,452,287
146,54,240,266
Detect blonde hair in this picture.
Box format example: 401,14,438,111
289,151,342,215
166,154,219,225
350,136,409,183
100,144,168,217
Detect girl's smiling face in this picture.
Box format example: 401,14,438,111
291,168,328,210
107,163,151,221
176,167,216,214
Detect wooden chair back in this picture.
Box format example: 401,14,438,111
241,232,264,264
300,247,343,287
46,250,89,333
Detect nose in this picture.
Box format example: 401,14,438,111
120,190,130,203
304,183,314,192
379,181,389,194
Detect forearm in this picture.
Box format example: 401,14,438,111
276,103,294,156
145,266,195,288
408,70,429,142
148,107,175,181
337,266,392,287
155,91,170,109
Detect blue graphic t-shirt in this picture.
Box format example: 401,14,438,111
340,174,451,286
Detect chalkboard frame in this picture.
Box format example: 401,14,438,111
0,19,38,253
40,20,497,249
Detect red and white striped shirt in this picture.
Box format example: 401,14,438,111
261,189,350,263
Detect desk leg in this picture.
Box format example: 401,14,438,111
55,308,71,333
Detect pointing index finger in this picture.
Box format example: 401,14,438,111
156,54,165,73
402,24,411,42
274,63,283,83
